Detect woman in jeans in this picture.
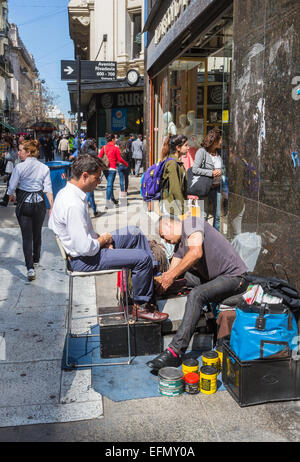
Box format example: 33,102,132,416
98,133,128,209
117,141,130,201
7,140,53,281
192,128,223,231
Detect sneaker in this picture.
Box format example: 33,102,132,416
111,198,119,205
33,262,40,269
146,349,182,370
27,268,36,281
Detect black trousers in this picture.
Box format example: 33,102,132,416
17,202,46,270
169,271,248,356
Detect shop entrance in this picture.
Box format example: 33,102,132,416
151,15,233,164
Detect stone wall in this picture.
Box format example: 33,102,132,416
229,0,300,288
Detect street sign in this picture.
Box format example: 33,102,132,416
61,60,117,81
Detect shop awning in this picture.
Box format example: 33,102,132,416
0,120,16,133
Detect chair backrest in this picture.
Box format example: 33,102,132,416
56,235,67,261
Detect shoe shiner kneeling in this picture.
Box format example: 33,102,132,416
49,154,168,322
146,214,248,370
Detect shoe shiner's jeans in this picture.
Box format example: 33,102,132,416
69,226,157,304
169,271,247,356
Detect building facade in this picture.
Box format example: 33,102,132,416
68,0,145,145
144,0,300,290
0,0,13,132
8,23,40,130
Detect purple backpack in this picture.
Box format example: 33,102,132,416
141,157,176,202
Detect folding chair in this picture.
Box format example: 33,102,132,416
56,236,132,368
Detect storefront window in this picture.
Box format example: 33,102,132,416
150,14,233,232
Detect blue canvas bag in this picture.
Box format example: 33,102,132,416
141,157,176,202
230,304,298,361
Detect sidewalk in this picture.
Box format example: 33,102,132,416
0,175,299,441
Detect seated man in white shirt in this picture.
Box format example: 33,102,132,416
49,154,168,323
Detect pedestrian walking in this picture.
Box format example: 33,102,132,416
117,141,131,200
126,134,135,175
132,134,144,177
98,133,128,209
0,135,18,207
192,127,223,231
6,139,53,281
160,134,188,216
58,135,70,161
81,138,101,217
44,136,54,162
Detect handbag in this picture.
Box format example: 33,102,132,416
102,146,110,169
230,303,298,361
187,151,213,198
187,167,213,198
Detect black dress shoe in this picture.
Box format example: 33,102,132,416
111,198,119,205
146,349,182,370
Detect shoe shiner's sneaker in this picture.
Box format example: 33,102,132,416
146,349,182,370
27,268,36,281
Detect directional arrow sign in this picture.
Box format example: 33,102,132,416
61,60,78,80
61,60,117,81
64,65,75,76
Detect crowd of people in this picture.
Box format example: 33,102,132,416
0,127,224,286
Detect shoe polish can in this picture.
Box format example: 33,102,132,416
215,346,223,372
182,358,199,376
158,367,184,397
184,372,200,394
200,366,218,395
202,351,220,372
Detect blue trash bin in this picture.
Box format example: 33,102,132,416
45,161,72,208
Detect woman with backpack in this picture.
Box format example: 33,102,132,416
98,133,128,209
160,134,189,216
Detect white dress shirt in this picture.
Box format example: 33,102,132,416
7,157,52,202
48,182,100,257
